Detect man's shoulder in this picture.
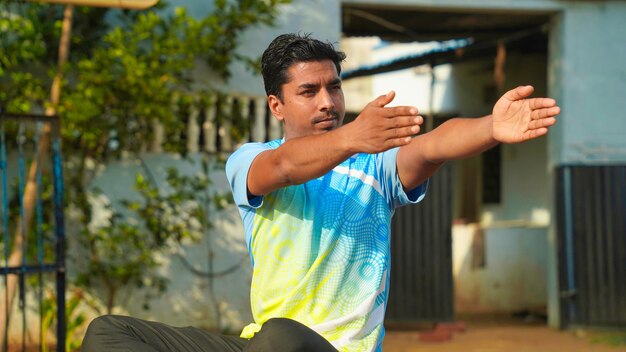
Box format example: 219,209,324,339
228,139,282,161
225,139,283,182
237,139,282,151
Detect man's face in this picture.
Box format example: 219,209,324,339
269,59,345,140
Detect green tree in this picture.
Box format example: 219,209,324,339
0,4,47,112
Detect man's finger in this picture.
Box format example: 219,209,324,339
524,127,548,140
529,98,557,110
385,115,422,129
531,106,560,120
503,85,534,101
390,125,421,138
528,117,557,130
385,136,413,149
383,106,418,118
371,91,396,107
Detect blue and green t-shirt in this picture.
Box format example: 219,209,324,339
225,139,427,352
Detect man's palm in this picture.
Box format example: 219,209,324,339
492,85,559,144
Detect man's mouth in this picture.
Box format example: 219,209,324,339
313,114,339,130
314,117,338,130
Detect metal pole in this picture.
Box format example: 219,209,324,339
563,166,577,325
52,131,66,352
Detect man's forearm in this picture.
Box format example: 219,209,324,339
397,84,560,192
420,115,498,164
247,125,362,196
269,127,357,185
396,115,498,191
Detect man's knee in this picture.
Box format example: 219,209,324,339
85,315,128,333
82,315,128,351
247,318,337,352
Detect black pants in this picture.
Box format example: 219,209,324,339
82,315,338,352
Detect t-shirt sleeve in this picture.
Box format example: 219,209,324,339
380,147,428,208
225,142,272,208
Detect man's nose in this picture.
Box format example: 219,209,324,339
318,89,335,111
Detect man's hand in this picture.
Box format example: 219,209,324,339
342,91,422,154
492,85,560,144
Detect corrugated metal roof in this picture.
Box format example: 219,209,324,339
341,38,473,80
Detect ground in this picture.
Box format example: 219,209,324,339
383,315,626,352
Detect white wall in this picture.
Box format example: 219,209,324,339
79,153,253,332
548,1,626,165
453,225,548,313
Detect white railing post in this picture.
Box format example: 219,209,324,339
220,96,233,151
187,95,200,153
203,94,217,153
252,97,266,142
238,96,250,146
268,109,281,141
151,119,164,153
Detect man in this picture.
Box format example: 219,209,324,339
225,33,558,351
82,33,558,352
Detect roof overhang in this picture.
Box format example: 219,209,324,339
341,3,553,79
342,3,554,42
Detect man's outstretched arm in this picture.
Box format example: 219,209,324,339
397,85,560,191
247,91,421,197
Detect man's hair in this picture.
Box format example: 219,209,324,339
261,33,346,101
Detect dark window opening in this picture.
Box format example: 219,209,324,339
482,144,501,204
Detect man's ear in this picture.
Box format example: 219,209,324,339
268,95,284,122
